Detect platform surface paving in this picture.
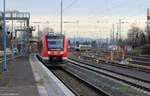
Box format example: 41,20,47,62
0,56,39,96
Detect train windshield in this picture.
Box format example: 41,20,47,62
47,37,63,49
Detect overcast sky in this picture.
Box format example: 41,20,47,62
0,0,150,16
0,0,150,39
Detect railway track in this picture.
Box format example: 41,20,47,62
79,49,150,67
37,55,111,96
51,67,109,96
37,54,149,96
74,52,150,73
67,58,150,95
127,55,150,66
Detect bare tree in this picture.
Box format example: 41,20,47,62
139,32,146,46
127,25,143,48
145,28,150,44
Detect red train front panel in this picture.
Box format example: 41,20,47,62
41,33,49,58
40,32,68,63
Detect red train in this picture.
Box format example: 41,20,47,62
40,32,68,66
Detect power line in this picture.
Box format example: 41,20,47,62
106,0,149,16
85,0,149,21
101,0,132,15
83,0,149,23
63,0,78,12
82,0,133,21
87,0,131,16
118,0,149,21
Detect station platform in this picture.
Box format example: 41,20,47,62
0,54,75,96
0,56,39,96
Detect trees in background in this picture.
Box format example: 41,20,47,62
145,28,150,44
127,25,147,48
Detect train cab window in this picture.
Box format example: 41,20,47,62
47,37,63,49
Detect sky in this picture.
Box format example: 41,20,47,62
0,0,150,16
0,0,150,39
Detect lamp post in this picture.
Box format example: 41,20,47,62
60,0,63,34
118,19,128,40
119,19,122,40
76,20,79,44
96,21,100,48
3,0,7,70
112,23,115,43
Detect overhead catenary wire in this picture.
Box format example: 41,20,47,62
106,0,149,16
87,0,132,17
62,0,78,12
114,0,150,26
84,0,149,21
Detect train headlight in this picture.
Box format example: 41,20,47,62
48,51,51,54
60,51,64,54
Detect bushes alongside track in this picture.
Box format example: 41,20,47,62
131,44,150,55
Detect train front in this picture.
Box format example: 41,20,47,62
46,33,68,65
